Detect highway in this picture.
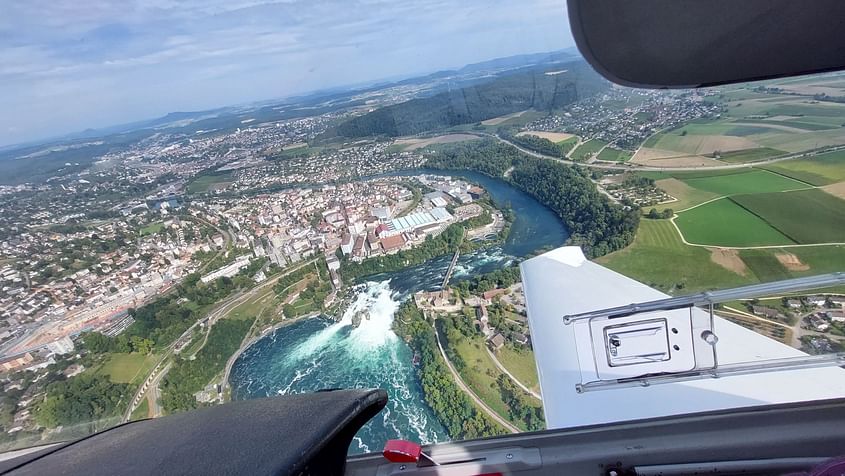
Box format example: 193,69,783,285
477,132,845,172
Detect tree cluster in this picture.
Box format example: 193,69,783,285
36,374,129,428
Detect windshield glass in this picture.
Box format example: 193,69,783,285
1,0,843,457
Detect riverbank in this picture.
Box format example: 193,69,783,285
221,311,320,400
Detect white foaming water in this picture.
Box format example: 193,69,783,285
345,280,400,351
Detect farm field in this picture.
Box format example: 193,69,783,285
674,198,795,247
717,147,787,163
596,219,754,293
680,169,809,195
570,139,607,160
652,178,720,212
760,150,845,186
599,220,845,293
516,131,575,143
731,189,845,244
737,249,793,282
393,134,480,151
596,147,632,162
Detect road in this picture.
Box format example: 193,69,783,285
484,347,542,400
123,259,317,421
145,362,170,418
432,321,520,434
480,132,845,172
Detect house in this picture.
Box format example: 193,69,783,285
786,299,802,309
827,310,845,323
807,295,828,307
830,296,845,308
488,333,506,351
809,315,830,332
468,186,485,200
375,223,390,238
325,254,340,272
367,233,381,254
512,332,530,346
340,233,353,255
380,234,406,253
751,305,781,320
0,353,34,372
482,288,507,301
352,236,366,262
476,305,489,322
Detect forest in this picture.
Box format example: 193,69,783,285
425,139,639,258
499,128,574,158
391,302,505,439
36,374,129,428
159,318,252,413
336,63,608,137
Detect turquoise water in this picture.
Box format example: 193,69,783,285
229,170,567,453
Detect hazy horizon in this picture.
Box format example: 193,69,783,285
1,0,574,147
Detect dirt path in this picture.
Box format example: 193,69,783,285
433,324,520,434
484,347,541,400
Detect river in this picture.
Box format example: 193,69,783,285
228,170,568,454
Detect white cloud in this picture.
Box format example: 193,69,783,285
0,0,573,145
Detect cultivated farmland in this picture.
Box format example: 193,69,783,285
731,189,845,244
597,219,754,292
680,169,809,196
761,150,845,186
674,198,795,247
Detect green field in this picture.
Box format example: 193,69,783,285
129,399,149,421
597,219,754,293
187,172,234,194
731,189,845,244
95,353,157,384
571,139,608,160
731,118,834,131
675,198,795,247
761,150,845,186
717,147,787,164
738,249,792,281
653,178,720,212
139,222,163,236
681,169,809,196
786,245,845,277
496,346,539,392
596,147,633,162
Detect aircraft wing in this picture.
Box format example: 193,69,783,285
521,246,845,429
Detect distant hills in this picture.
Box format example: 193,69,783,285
336,60,607,138
0,49,593,185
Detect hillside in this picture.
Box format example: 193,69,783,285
336,62,609,137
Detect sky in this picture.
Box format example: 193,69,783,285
0,0,574,147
